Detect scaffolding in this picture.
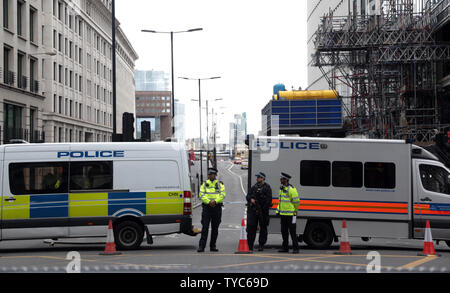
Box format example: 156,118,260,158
313,0,450,142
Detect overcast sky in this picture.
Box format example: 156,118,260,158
116,0,308,143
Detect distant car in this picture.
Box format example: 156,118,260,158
234,158,242,164
241,159,248,169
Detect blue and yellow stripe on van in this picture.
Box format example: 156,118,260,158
414,203,450,216
271,198,409,215
1,191,184,220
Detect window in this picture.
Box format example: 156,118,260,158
58,33,62,52
332,161,363,188
69,161,113,191
53,30,57,48
4,103,23,131
9,162,69,195
300,160,331,187
364,162,396,189
419,164,450,195
17,52,25,89
59,65,62,83
3,0,9,28
58,1,62,21
29,7,37,42
17,0,23,36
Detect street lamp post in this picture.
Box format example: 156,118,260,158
142,28,203,139
208,98,223,169
112,0,117,139
181,76,221,183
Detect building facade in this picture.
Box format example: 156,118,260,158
229,113,247,157
135,90,172,141
41,0,138,143
1,0,46,144
0,0,137,144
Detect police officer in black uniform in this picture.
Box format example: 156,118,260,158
246,172,273,252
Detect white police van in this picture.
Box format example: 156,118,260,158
0,142,196,250
248,136,450,249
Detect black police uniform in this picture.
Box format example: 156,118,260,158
246,174,272,251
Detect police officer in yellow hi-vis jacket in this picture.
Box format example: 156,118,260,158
276,172,300,253
198,168,226,252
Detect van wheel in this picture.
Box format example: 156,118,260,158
304,222,334,249
114,220,144,250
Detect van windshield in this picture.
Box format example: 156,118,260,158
419,164,450,195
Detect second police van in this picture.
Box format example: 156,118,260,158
247,135,450,249
0,141,196,250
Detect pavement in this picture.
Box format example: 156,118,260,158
0,160,449,273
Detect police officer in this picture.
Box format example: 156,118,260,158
198,168,226,253
246,172,272,252
276,172,300,254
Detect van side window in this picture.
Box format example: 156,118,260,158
70,161,113,190
419,164,450,195
364,162,396,189
9,162,69,195
332,161,363,188
300,160,331,187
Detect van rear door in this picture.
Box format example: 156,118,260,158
413,159,450,240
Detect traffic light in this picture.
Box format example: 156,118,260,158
122,112,135,142
141,121,151,141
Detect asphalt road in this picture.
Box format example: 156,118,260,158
0,160,449,273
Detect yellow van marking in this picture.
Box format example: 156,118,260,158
69,193,108,217
2,195,30,220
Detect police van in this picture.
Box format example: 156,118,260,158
0,142,196,250
247,136,450,249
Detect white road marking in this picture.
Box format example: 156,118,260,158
225,163,247,196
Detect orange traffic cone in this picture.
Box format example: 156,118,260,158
335,219,352,255
419,220,437,256
235,219,252,254
100,220,122,255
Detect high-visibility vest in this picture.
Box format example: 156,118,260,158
276,185,300,216
200,179,226,205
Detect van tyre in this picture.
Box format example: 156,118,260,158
304,222,334,249
114,220,144,250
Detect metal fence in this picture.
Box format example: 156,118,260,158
1,126,45,144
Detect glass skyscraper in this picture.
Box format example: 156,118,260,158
135,70,169,91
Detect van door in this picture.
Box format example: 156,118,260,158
413,160,450,240
2,145,70,240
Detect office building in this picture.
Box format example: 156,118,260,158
0,0,138,144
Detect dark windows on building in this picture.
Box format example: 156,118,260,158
17,0,24,36
3,0,10,28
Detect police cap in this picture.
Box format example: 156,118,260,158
255,172,266,179
208,168,218,175
280,172,291,180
